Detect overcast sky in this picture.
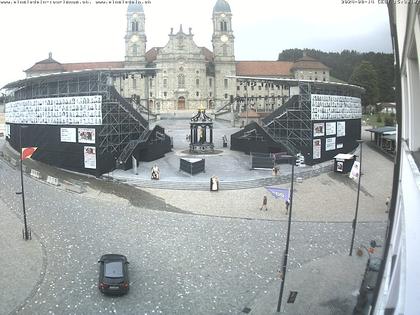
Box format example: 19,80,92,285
0,0,392,90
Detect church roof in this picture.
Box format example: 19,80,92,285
25,56,124,74
291,55,330,71
236,61,294,77
213,0,231,13
127,3,143,12
63,61,124,71
25,53,65,73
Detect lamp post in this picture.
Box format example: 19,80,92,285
18,125,30,240
349,140,364,256
277,155,296,312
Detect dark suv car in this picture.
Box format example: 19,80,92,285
98,254,129,295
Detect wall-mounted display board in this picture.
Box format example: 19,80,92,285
311,94,361,120
5,95,102,125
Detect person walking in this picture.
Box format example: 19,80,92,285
260,195,268,211
285,199,290,215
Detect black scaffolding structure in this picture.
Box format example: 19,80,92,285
3,69,171,175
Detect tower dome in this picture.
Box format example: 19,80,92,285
213,0,231,13
127,3,144,13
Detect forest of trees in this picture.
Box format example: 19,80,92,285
278,48,395,108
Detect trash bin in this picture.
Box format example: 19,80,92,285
333,153,355,173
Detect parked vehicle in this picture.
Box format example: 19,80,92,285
98,254,129,295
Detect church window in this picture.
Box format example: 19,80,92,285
150,92,153,97
209,78,212,87
220,21,227,31
224,93,228,99
163,78,168,88
149,78,153,88
196,78,200,87
178,74,185,88
224,79,228,89
132,44,138,56
196,92,199,97
164,92,167,97
132,21,139,32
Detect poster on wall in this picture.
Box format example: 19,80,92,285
325,137,336,151
4,95,102,126
326,122,336,135
78,128,96,144
313,123,325,137
310,94,362,120
60,128,76,143
84,146,96,169
337,161,344,172
313,139,321,159
337,121,346,137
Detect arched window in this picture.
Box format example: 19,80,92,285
131,21,139,32
178,74,185,88
220,21,227,31
132,44,137,56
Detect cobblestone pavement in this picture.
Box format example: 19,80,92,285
0,157,386,315
0,124,393,315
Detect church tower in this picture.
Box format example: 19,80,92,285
212,0,236,108
125,4,147,66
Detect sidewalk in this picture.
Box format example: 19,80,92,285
0,197,45,315
247,253,369,315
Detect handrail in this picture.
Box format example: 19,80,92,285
109,86,149,128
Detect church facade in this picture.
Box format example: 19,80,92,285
121,0,236,112
24,0,330,113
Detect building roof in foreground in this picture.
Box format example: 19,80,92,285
236,61,294,77
291,55,330,71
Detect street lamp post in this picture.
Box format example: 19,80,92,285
19,125,30,240
277,155,295,312
349,140,364,256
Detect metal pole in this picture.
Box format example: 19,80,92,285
245,88,248,125
349,140,363,256
277,157,295,312
19,126,29,240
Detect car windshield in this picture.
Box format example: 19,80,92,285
104,261,123,278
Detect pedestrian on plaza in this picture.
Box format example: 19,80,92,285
285,199,290,215
260,195,268,211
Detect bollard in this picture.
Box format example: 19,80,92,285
47,176,60,186
30,169,42,179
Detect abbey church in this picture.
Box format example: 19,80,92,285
25,0,330,113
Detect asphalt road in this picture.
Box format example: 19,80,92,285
0,157,386,315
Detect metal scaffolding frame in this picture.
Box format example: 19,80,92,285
227,76,364,156
4,69,162,165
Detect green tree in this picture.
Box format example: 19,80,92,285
349,61,379,112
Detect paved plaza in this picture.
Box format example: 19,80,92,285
0,120,393,314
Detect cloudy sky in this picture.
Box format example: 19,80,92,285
0,0,392,89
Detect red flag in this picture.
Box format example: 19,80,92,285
21,147,37,160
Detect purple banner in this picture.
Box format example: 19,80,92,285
265,187,289,201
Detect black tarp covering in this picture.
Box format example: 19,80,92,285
309,119,361,165
7,123,112,176
230,122,285,154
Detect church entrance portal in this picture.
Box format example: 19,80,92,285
178,97,185,110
